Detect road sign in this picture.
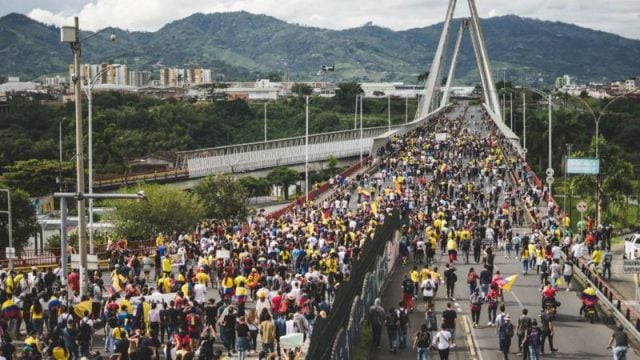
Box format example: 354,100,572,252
70,254,99,270
567,158,600,175
4,247,15,260
545,168,555,176
546,176,555,185
577,201,588,213
623,260,640,273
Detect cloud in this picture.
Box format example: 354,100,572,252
23,0,640,39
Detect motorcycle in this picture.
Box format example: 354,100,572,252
583,303,599,323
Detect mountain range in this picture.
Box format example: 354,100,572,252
1,11,639,84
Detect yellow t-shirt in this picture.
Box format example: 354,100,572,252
162,257,172,273
52,346,69,360
30,305,44,320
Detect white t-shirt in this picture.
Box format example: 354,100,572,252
433,329,452,350
422,279,435,297
551,246,562,260
194,283,207,304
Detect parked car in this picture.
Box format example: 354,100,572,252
624,232,640,259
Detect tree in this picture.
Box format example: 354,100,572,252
326,155,338,176
291,83,313,96
0,186,39,251
267,167,300,200
2,159,75,196
193,174,249,221
238,176,271,197
334,82,364,112
417,71,429,83
104,184,204,240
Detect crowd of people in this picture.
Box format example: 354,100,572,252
0,102,630,360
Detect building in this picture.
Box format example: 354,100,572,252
128,71,152,87
625,79,636,91
159,67,213,87
68,63,129,91
44,76,66,87
138,86,186,100
555,75,576,90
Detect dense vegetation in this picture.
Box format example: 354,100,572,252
1,12,640,83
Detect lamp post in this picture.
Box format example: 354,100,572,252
54,191,145,298
570,88,640,225
84,65,120,255
264,102,268,142
0,189,12,271
305,96,309,204
510,92,513,130
527,88,554,199
387,95,391,132
522,93,526,159
61,17,116,296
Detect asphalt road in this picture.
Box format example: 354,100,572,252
371,103,640,360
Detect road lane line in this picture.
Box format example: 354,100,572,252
465,314,484,360
511,290,524,307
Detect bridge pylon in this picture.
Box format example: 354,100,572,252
418,0,502,121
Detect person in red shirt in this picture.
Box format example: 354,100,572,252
541,282,560,311
68,269,80,293
185,308,201,340
486,285,500,326
271,291,282,316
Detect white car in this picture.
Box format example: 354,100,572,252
624,232,640,259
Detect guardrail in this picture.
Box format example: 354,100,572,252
489,106,640,344
94,168,189,188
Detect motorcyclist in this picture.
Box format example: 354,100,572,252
579,286,598,315
541,281,560,310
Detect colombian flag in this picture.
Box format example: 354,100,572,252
498,275,518,293
74,299,93,318
2,299,20,319
357,187,371,201
322,208,332,220
48,297,61,315
581,288,598,306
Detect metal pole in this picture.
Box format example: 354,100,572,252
73,16,88,296
387,95,391,132
502,92,506,123
88,88,94,255
59,120,63,192
359,95,363,164
305,96,309,204
60,198,68,289
523,93,526,158
354,95,358,130
548,93,553,199
264,102,267,142
510,92,513,129
405,96,408,124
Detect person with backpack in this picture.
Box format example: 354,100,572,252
385,308,399,353
466,267,479,295
413,324,431,360
602,249,613,281
421,273,436,306
524,319,541,360
469,288,483,328
397,302,410,349
497,313,514,359
444,264,457,301
486,285,500,326
516,308,531,358
424,304,438,335
78,311,94,357
401,274,415,312
539,308,558,353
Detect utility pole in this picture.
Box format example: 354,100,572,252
564,143,573,213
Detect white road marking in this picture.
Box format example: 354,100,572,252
511,290,524,307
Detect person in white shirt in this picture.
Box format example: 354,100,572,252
421,274,436,305
194,282,207,304
432,324,452,358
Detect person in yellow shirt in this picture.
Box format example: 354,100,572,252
158,274,172,294
155,232,165,247
30,301,45,334
118,295,133,314
410,266,420,297
419,265,431,283
447,236,458,262
24,330,41,355
591,246,603,266
162,255,173,277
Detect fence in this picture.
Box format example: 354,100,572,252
307,211,403,360
0,239,156,270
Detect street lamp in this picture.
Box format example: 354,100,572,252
527,88,554,199
61,17,116,296
0,189,13,271
84,65,120,255
570,87,640,225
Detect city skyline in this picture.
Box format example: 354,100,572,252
1,0,639,40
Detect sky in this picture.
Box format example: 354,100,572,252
1,0,639,40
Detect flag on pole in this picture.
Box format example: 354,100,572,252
74,299,93,318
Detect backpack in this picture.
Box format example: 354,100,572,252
528,327,541,347
398,309,409,327
449,272,457,283
425,281,433,291
425,313,437,331
417,331,431,348
504,323,514,338
79,320,92,341
540,261,548,273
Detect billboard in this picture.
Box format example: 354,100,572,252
567,158,600,175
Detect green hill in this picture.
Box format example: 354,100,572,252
1,12,639,83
